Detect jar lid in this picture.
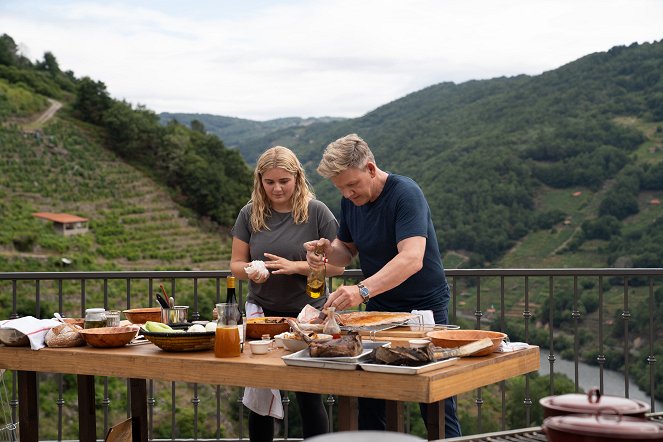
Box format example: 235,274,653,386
85,308,106,314
543,414,663,439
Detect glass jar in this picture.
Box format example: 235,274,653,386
84,308,107,329
105,310,120,327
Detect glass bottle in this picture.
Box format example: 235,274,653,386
225,276,244,350
322,306,341,338
214,302,241,357
306,245,326,299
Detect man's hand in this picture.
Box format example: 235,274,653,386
324,285,362,311
304,238,330,269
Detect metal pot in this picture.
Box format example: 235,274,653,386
540,388,650,418
543,411,663,441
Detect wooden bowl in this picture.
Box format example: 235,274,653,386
123,307,162,324
426,329,507,356
62,317,85,328
245,317,292,339
79,326,138,348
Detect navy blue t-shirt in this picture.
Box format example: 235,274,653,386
337,174,450,312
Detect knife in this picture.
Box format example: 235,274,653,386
433,338,493,359
155,293,170,309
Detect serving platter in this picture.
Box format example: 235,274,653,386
281,341,387,369
358,356,459,375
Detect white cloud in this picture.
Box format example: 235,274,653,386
1,0,661,120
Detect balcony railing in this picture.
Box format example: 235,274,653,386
1,268,661,441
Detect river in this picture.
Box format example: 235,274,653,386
538,349,663,411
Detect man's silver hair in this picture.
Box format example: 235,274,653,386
317,133,375,178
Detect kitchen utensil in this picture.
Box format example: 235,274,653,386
155,293,170,309
161,306,188,324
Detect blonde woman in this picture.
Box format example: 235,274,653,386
230,146,343,441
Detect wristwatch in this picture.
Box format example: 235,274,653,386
357,283,370,304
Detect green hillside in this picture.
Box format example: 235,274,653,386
236,40,663,269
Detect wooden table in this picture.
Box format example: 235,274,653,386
0,343,539,441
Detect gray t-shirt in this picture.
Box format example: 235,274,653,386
231,199,339,312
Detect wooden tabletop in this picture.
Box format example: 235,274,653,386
0,343,539,403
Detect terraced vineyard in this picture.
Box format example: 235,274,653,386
0,111,232,272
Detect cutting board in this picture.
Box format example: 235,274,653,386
358,326,431,338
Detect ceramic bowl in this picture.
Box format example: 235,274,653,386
280,333,333,352
248,340,272,355
79,326,138,348
426,329,507,356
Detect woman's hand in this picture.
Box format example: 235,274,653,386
263,253,299,275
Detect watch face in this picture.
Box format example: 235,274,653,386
359,286,369,302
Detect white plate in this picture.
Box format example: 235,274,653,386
359,357,459,375
281,341,387,369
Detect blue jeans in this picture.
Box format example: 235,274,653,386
359,303,462,438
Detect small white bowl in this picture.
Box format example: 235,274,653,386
408,339,431,349
249,340,272,355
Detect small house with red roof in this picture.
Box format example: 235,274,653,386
33,212,89,236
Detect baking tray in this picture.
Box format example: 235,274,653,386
358,357,459,375
281,341,387,369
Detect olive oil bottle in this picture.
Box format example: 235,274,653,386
306,246,326,298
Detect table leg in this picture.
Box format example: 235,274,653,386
337,396,358,431
17,371,38,442
77,375,97,442
426,400,445,441
385,400,404,432
129,378,148,442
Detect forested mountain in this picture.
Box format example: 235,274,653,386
159,112,345,153
229,40,663,266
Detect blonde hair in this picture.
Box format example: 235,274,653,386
317,133,375,178
250,146,314,232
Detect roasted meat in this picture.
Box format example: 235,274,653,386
371,346,434,366
309,333,363,358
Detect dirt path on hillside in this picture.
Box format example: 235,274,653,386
22,98,62,130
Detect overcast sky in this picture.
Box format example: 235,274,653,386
1,0,662,121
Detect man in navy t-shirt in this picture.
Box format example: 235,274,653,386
305,133,461,438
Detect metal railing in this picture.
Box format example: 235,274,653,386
0,268,661,440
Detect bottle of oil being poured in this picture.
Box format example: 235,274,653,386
306,245,326,299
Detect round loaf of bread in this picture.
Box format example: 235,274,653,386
45,323,85,347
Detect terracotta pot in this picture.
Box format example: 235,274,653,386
543,412,663,441
540,388,650,419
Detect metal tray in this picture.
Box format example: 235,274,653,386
358,357,459,375
281,341,387,369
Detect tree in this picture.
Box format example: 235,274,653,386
74,77,112,124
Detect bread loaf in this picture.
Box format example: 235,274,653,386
45,323,85,347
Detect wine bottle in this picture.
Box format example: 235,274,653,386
226,276,237,303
